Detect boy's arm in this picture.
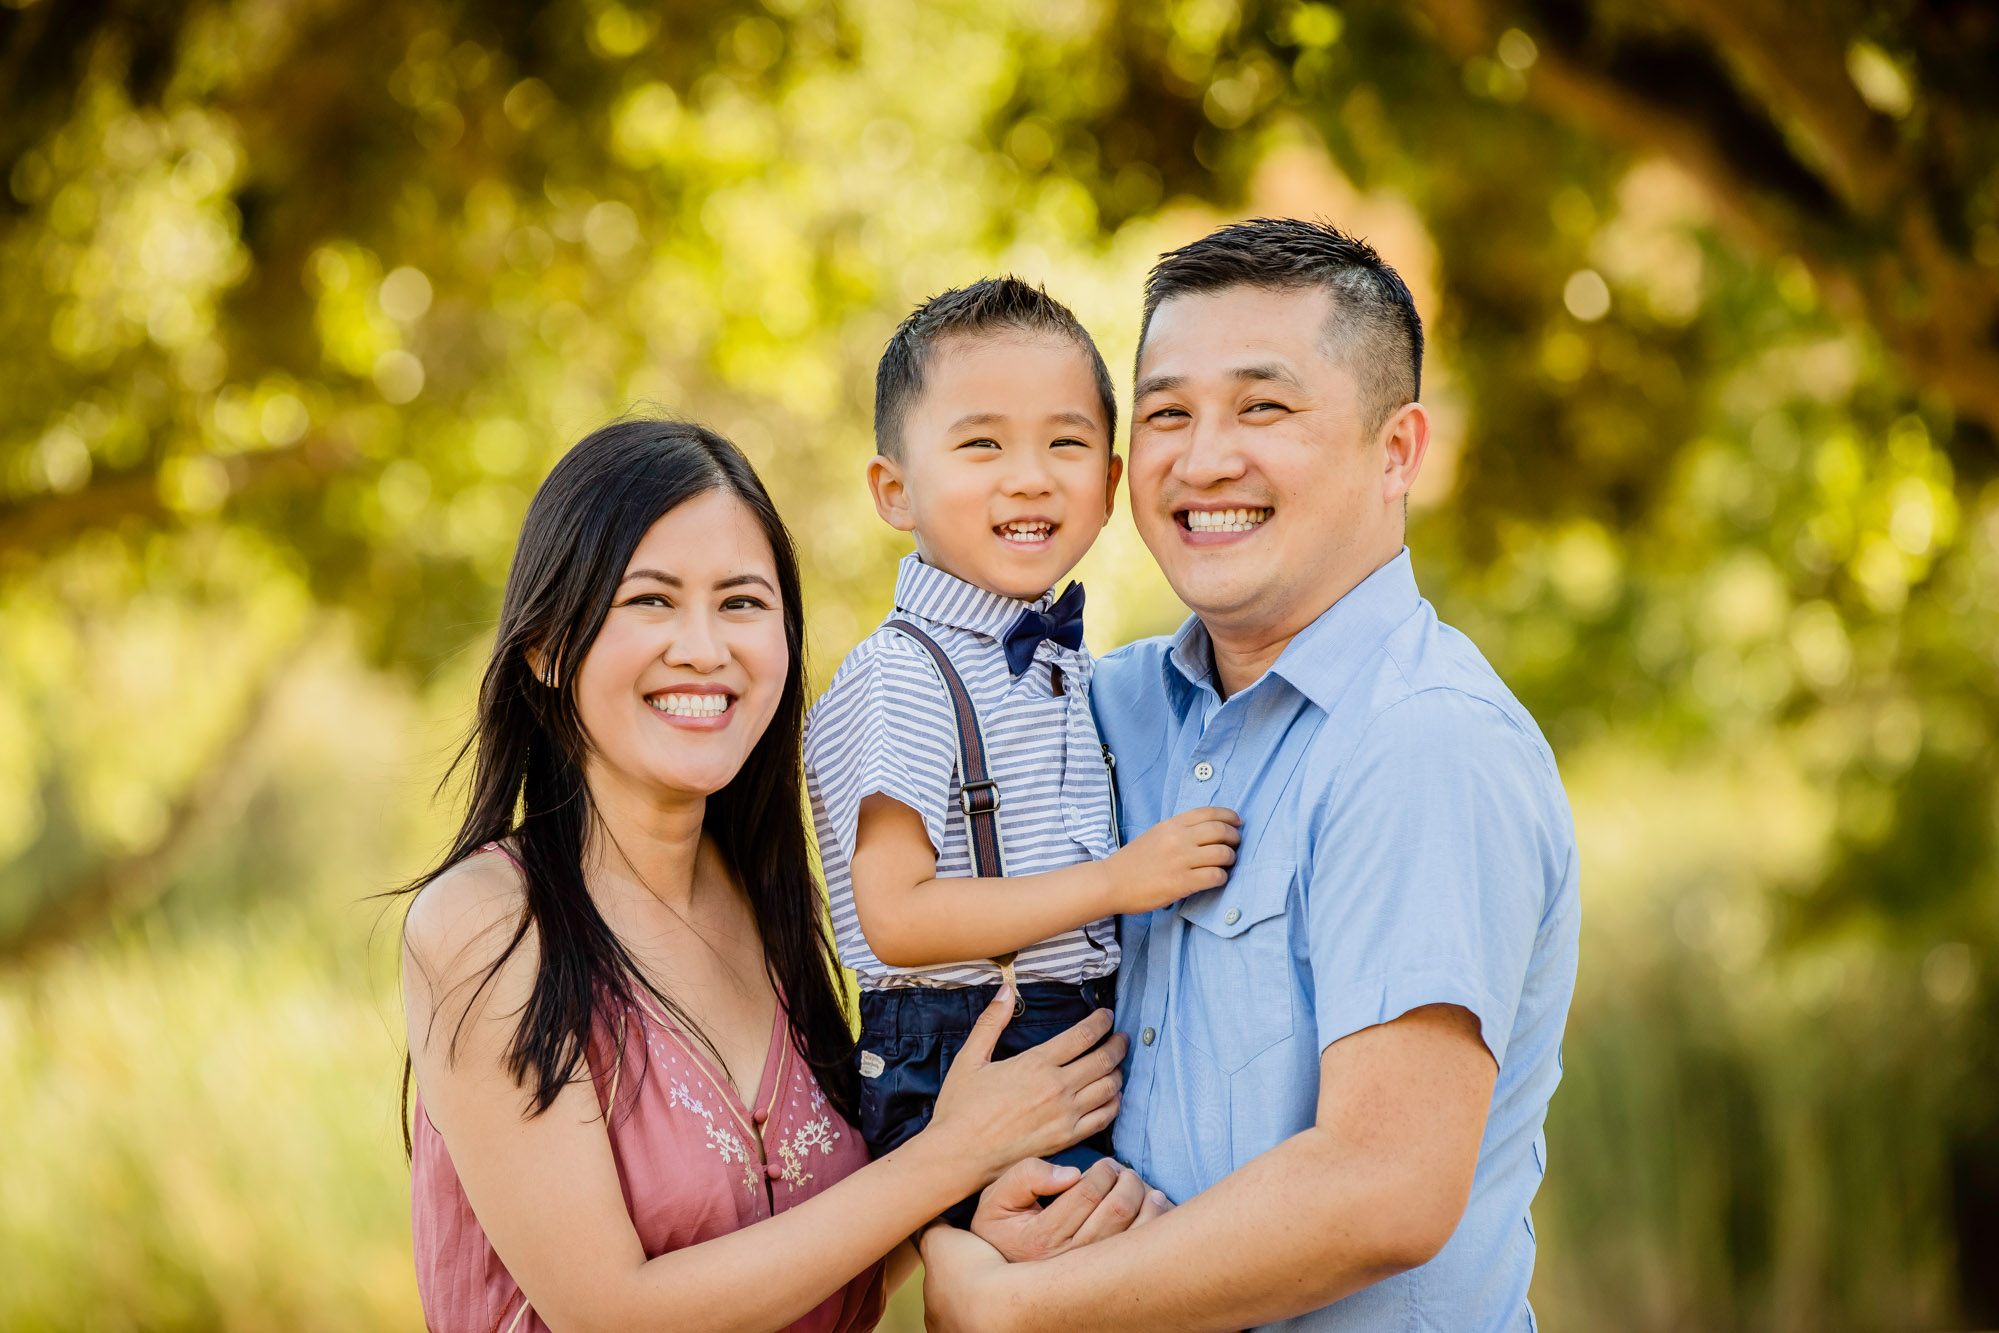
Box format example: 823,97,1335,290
850,794,1238,968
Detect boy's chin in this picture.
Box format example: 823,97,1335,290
919,539,1077,600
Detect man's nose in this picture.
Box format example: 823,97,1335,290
1172,419,1249,489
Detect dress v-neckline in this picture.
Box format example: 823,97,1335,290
636,987,787,1131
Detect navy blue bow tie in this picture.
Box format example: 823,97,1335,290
1002,582,1086,676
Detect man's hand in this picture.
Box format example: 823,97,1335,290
971,1158,1172,1262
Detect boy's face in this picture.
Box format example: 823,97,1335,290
867,333,1121,601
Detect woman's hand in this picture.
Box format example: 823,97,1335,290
924,987,1128,1183
971,1157,1172,1262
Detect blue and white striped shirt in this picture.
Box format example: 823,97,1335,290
805,554,1120,989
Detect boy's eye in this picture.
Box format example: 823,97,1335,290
1051,437,1090,449
957,437,1001,451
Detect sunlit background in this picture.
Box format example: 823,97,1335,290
3,0,1996,1328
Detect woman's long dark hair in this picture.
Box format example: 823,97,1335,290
401,418,857,1139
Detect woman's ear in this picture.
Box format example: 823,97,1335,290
865,453,917,533
525,645,555,687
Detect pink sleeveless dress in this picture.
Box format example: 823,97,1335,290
411,858,884,1333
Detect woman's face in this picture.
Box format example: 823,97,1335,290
569,488,790,806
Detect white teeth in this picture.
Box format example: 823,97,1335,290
1184,507,1272,532
997,520,1053,545
648,693,731,717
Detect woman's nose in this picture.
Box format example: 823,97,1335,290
665,612,729,672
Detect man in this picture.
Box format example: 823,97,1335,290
921,218,1581,1331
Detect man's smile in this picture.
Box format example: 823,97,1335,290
1176,506,1273,535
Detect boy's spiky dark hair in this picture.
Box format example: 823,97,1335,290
874,277,1118,457
1141,218,1423,431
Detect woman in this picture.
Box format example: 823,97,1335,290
401,419,1127,1332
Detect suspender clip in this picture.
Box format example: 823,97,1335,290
959,779,1002,816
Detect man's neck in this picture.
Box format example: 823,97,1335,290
1202,544,1401,699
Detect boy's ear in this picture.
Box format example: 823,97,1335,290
866,452,917,533
1104,451,1124,521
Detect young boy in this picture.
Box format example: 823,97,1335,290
803,278,1240,1223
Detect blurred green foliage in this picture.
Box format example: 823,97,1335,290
2,0,1996,1328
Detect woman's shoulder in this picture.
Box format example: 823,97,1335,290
404,845,536,995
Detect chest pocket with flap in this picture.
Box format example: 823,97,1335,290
1174,860,1296,1072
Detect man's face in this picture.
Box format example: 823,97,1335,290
1129,284,1411,639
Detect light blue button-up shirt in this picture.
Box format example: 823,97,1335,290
1093,549,1580,1333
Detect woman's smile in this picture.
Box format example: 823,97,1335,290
644,685,738,730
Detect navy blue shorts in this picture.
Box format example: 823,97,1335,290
857,976,1117,1228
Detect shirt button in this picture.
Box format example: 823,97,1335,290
1224,907,1240,926
1141,1026,1156,1046
1193,761,1214,782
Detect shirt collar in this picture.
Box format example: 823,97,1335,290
892,552,1059,640
1160,548,1422,714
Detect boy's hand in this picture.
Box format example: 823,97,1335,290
1099,807,1240,914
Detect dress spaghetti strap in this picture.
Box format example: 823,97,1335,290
480,840,524,873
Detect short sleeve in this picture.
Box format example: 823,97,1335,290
803,635,960,867
1305,689,1561,1068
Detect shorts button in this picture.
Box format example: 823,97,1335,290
1193,761,1214,781
1141,1027,1156,1046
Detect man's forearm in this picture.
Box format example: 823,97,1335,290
998,1127,1429,1333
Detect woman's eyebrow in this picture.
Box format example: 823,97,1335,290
619,570,775,593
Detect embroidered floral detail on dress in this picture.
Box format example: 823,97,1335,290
771,1114,841,1191
668,1077,760,1196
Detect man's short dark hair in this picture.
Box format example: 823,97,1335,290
875,277,1119,458
1140,218,1424,432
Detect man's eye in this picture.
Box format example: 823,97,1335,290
1246,401,1287,413
1145,407,1189,423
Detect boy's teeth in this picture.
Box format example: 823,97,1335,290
1185,507,1273,532
648,692,731,717
998,521,1053,544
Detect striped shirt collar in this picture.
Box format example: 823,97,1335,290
892,552,1060,641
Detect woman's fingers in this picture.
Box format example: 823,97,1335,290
955,984,1016,1067
1055,1032,1127,1091
1135,1186,1172,1226
1073,1070,1123,1115
1073,1093,1120,1140
1027,1006,1115,1066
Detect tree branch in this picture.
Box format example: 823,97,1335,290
0,433,358,564
1418,0,1999,447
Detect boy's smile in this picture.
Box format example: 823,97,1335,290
868,333,1121,602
